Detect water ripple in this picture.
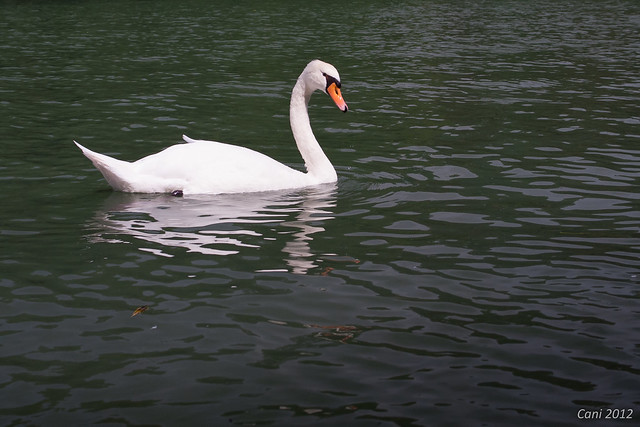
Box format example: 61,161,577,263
1,0,640,425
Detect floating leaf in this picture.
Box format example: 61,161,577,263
319,256,361,276
131,305,149,317
320,267,334,276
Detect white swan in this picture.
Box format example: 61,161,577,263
74,59,348,195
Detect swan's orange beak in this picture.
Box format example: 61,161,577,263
327,82,348,112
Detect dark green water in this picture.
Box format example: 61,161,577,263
1,0,639,425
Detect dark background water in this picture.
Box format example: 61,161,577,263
1,0,639,425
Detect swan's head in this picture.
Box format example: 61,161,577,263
303,59,348,113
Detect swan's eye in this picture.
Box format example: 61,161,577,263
323,73,341,90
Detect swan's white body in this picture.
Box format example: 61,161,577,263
75,60,348,195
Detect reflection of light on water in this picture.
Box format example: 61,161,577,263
88,184,337,274
281,200,334,274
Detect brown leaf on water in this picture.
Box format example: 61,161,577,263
131,305,149,317
319,256,360,276
320,267,334,276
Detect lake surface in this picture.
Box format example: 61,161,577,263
1,0,639,425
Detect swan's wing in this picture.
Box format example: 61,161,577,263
76,138,309,194
134,141,308,194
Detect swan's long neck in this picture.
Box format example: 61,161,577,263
290,77,337,183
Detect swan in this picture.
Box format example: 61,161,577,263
74,59,348,195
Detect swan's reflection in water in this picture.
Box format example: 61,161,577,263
89,184,337,274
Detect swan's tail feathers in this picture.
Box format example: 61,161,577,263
74,141,136,192
182,134,219,144
182,134,199,143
